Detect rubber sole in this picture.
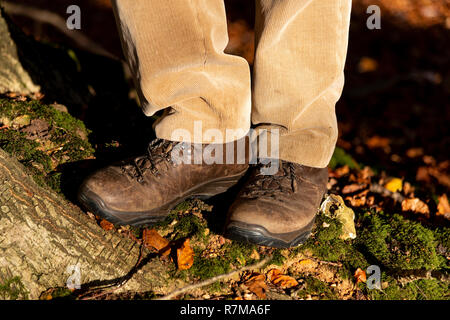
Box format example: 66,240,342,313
78,171,247,226
225,218,316,248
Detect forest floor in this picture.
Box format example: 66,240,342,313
0,0,449,300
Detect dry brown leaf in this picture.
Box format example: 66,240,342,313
346,189,369,208
267,269,298,289
403,182,415,197
358,57,378,73
437,194,450,217
354,268,367,284
334,165,350,178
177,238,194,270
143,229,171,256
406,148,424,158
99,219,114,231
342,184,367,194
365,136,391,152
244,273,267,299
401,198,430,217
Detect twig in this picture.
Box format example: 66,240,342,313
394,269,450,285
307,257,342,268
157,256,272,300
369,183,405,203
78,244,146,300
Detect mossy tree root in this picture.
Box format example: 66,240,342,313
0,148,173,299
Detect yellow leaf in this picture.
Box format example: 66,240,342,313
298,259,314,266
384,178,403,193
177,239,194,270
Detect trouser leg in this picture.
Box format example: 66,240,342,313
112,0,251,144
253,0,352,167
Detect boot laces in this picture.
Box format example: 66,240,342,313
241,161,299,199
121,139,174,182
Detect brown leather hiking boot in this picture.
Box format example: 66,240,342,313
225,160,328,248
78,138,249,226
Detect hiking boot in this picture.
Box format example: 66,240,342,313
78,138,249,226
225,160,328,248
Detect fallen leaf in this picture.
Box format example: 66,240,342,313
358,57,378,73
12,115,31,127
354,268,367,284
143,229,171,256
298,259,314,266
334,165,350,178
402,182,415,197
99,219,114,231
177,238,194,270
342,183,367,194
345,189,369,207
384,178,403,193
267,269,298,289
406,148,424,158
244,273,267,299
365,136,391,153
401,198,430,217
437,194,450,217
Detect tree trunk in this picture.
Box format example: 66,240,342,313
0,6,40,94
0,148,174,299
0,6,91,110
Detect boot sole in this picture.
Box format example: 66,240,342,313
78,171,247,226
225,218,316,248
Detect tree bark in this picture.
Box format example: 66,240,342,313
0,6,40,94
0,6,91,109
0,148,174,299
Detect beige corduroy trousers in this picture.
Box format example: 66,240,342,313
112,0,352,168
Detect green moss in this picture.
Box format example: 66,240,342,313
329,147,360,170
270,249,287,266
0,276,28,300
172,214,207,241
47,287,74,299
0,129,52,187
296,276,338,300
178,239,258,282
357,212,441,270
224,241,258,266
369,277,449,300
187,249,231,280
303,214,369,272
0,98,94,193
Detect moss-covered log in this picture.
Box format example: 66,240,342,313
0,147,176,299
